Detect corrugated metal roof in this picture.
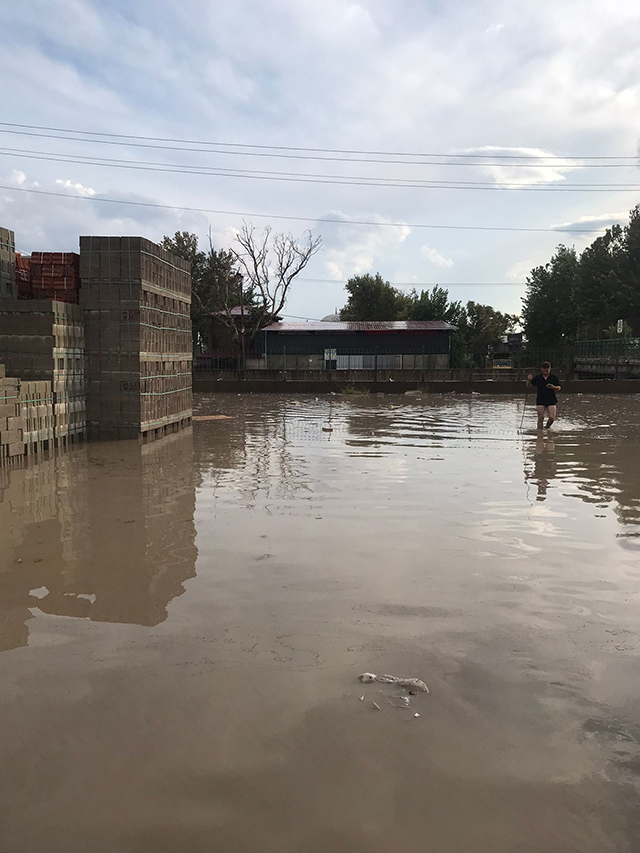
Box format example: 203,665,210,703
263,320,456,332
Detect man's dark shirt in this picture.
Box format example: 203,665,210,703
531,373,560,406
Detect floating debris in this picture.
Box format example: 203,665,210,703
372,700,381,711
193,415,234,422
386,695,411,709
28,587,49,600
358,672,429,694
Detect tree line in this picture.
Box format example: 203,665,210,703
522,204,640,346
162,226,517,366
164,204,640,363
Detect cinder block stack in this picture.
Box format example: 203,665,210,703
0,363,25,462
30,252,81,304
0,228,16,301
19,379,54,454
0,300,86,448
80,236,192,440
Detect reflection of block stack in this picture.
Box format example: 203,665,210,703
20,380,54,454
0,228,16,301
30,252,81,304
0,363,25,462
80,236,192,440
0,300,86,448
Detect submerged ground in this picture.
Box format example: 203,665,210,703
1,392,640,852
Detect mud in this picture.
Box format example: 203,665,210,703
1,393,640,852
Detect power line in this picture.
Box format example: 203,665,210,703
0,127,636,168
0,183,611,234
0,121,636,161
281,313,323,320
2,146,640,191
298,279,526,286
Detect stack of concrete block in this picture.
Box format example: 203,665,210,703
80,236,192,440
0,300,86,446
20,379,55,454
0,228,16,301
0,363,25,463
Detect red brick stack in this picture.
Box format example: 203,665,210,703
15,254,32,299
29,252,81,303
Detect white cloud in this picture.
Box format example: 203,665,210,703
550,211,628,231
459,146,580,186
421,245,453,268
318,211,411,280
55,179,96,197
486,23,505,34
507,260,534,280
7,170,27,186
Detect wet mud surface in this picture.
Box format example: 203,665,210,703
1,393,640,851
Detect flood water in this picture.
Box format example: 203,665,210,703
2,392,640,852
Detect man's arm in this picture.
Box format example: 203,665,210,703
546,376,561,391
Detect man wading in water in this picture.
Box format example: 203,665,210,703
527,362,561,429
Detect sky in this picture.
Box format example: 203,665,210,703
0,0,639,322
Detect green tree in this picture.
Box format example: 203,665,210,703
573,225,625,338
463,301,518,366
619,205,640,333
602,321,633,339
161,231,243,350
339,273,412,320
522,245,578,347
405,285,464,324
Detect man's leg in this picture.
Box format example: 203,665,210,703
546,405,556,428
537,405,545,430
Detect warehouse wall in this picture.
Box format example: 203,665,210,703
264,330,452,355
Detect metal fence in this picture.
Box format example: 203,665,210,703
193,349,568,381
574,337,640,358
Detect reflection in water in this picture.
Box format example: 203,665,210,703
520,399,640,531
2,395,640,852
0,431,197,651
195,396,311,504
526,434,557,500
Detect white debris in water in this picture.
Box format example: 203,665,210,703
28,587,49,599
372,700,381,711
358,672,429,693
64,592,97,604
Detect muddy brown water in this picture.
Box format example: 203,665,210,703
2,393,640,852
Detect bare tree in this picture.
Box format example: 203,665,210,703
227,223,322,366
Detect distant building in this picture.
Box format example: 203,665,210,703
262,320,456,369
